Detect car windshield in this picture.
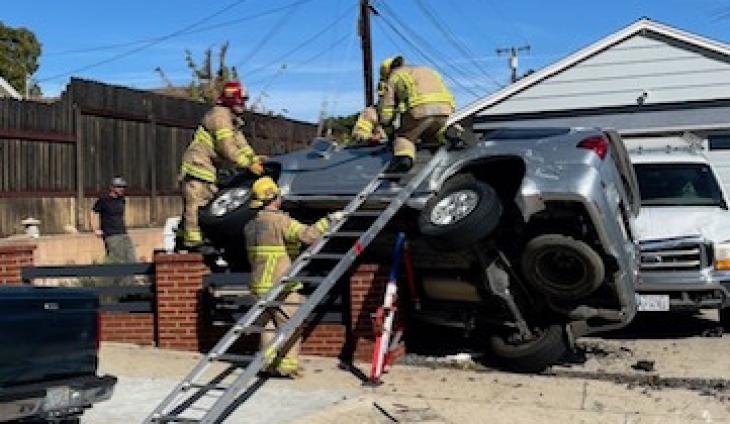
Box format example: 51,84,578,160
634,163,725,207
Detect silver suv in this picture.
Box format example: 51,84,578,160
199,127,640,371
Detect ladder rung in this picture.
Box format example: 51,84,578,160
212,353,255,364
258,300,303,308
308,253,347,260
283,276,324,284
327,231,365,238
348,210,383,217
152,415,200,423
232,325,268,334
379,172,408,179
186,382,229,392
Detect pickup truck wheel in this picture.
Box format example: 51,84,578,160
198,187,256,267
418,174,502,250
521,234,605,300
487,324,570,373
721,307,730,332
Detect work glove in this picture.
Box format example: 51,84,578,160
249,161,264,176
328,210,346,223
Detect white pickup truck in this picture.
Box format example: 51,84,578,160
629,139,730,328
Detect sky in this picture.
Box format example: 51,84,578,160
5,0,730,122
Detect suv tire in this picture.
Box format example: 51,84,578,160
418,174,502,250
488,324,570,373
521,234,605,300
721,307,730,332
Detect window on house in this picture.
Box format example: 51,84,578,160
708,135,730,150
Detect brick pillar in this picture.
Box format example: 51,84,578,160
0,244,36,284
154,252,207,351
348,262,405,362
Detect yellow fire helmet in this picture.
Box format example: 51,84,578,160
379,55,404,81
250,176,280,208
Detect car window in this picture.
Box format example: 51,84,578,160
634,163,724,207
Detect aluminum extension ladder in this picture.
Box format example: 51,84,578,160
145,147,448,424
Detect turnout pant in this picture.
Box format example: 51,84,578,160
181,177,217,245
393,114,449,159
260,290,302,374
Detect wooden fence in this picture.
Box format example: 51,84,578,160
0,78,317,236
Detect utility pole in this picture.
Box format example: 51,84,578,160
496,45,531,83
359,0,374,106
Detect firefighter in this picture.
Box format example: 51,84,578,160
377,56,456,172
244,176,344,377
350,106,387,144
179,81,264,250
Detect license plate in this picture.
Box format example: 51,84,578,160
44,386,70,410
636,294,670,312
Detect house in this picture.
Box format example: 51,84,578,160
451,18,730,190
0,76,22,99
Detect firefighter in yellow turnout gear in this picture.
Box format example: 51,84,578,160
351,106,387,144
244,177,343,377
180,81,264,249
377,56,455,172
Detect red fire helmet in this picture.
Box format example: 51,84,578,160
217,81,248,108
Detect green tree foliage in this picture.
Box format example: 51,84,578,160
0,22,41,96
323,113,358,144
185,42,238,104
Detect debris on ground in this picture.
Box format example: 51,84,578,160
701,326,724,338
631,360,656,372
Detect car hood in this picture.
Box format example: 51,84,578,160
635,206,730,242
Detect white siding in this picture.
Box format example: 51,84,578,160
483,34,730,116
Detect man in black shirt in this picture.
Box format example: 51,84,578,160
90,177,136,264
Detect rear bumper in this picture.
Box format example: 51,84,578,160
0,374,117,422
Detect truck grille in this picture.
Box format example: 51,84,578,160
640,238,707,272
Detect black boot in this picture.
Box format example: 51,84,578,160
385,156,413,173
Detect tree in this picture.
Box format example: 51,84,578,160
184,42,238,104
0,22,41,97
323,113,359,144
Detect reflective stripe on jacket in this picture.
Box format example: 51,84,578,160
180,106,257,182
244,210,331,294
378,66,455,125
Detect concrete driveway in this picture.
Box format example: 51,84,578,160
85,311,730,423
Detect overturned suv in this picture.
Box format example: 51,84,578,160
199,127,640,372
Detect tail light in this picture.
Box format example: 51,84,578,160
577,136,609,159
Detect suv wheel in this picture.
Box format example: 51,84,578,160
487,324,571,373
521,234,605,300
418,174,503,250
721,307,730,332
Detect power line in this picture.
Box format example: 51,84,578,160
484,0,530,46
44,0,318,57
413,0,502,88
371,2,482,98
38,0,252,82
373,0,487,92
243,5,356,78
234,1,304,68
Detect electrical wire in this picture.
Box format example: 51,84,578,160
38,0,253,82
372,2,482,98
243,5,356,78
234,1,304,68
484,0,530,46
44,0,318,57
413,0,502,88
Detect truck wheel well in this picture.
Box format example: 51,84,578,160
457,157,526,206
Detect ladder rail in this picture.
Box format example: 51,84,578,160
201,148,447,421
146,148,448,424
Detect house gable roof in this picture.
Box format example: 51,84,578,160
448,18,730,125
0,76,21,99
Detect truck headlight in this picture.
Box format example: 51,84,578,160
715,242,730,270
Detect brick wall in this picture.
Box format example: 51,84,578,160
154,252,207,351
0,243,404,363
0,244,36,284
100,312,155,345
